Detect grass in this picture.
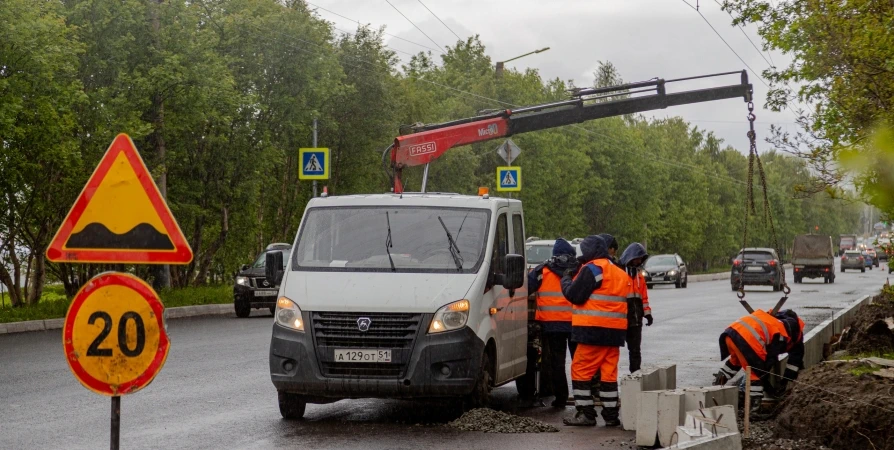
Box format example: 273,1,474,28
848,364,882,376
0,284,232,324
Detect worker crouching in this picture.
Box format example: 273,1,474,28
560,235,631,427
713,309,805,408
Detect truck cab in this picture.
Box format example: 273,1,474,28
266,193,528,418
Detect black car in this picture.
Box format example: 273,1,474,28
731,247,785,291
643,254,688,289
233,243,291,318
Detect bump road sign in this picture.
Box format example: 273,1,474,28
45,134,193,264
299,147,330,180
63,272,169,396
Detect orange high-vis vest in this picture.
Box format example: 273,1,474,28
728,309,790,359
572,259,630,330
628,272,651,315
535,268,572,323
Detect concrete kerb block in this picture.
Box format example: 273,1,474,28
636,390,662,446
680,405,738,439
0,322,8,334
662,432,742,450
658,364,677,390
5,320,45,334
622,366,665,430
657,389,687,447
43,318,65,330
683,386,738,413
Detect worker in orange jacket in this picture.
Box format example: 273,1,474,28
713,309,805,407
528,238,580,407
560,235,630,427
620,243,653,373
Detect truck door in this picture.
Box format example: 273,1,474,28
488,209,527,384
508,211,529,379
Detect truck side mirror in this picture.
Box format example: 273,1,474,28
502,254,525,290
265,251,284,286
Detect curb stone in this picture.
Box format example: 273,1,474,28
0,303,235,335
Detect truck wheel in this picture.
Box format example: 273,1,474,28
731,284,739,291
830,276,835,284
465,352,492,409
235,299,251,318
862,267,866,273
278,391,307,420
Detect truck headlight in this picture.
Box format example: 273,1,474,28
275,297,305,331
429,299,470,334
236,276,249,286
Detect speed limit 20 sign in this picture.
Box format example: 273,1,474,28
63,272,170,396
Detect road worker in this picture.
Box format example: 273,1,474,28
598,233,621,267
620,243,653,373
713,309,805,407
528,238,580,408
560,235,630,427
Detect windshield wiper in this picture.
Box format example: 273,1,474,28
385,212,396,272
438,216,464,271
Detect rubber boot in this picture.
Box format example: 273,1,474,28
563,407,597,426
601,407,621,427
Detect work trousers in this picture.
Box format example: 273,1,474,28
570,344,620,420
626,325,643,373
543,332,577,403
719,336,763,401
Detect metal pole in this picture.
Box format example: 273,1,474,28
744,367,751,438
111,396,120,450
312,118,318,198
421,163,430,193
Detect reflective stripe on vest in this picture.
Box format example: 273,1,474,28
571,259,630,330
729,309,789,359
535,270,572,323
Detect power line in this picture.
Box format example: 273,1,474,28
417,0,463,42
306,1,441,54
711,0,775,68
678,0,770,88
385,0,445,53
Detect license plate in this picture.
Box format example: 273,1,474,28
334,349,392,363
254,290,277,297
745,266,764,272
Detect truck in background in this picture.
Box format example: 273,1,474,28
839,234,857,256
792,234,835,284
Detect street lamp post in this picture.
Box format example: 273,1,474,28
495,47,550,78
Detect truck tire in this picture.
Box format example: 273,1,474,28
278,391,307,420
731,284,739,291
830,276,835,283
235,299,251,318
862,267,866,273
465,351,492,409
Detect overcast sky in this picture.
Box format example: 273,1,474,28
311,0,802,153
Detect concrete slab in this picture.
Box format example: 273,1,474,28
5,320,45,333
663,432,742,449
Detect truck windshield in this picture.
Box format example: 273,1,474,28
291,207,490,273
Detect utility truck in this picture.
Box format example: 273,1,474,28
263,71,754,418
791,234,835,283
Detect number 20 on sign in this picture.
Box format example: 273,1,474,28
63,272,169,396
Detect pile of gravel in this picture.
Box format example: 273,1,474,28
447,408,558,433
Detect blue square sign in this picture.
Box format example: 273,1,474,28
496,166,521,192
299,148,329,180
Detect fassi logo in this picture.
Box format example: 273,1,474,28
478,124,498,137
408,142,437,156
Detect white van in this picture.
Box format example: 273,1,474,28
265,193,529,418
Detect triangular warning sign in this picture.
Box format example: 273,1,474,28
304,154,322,172
46,134,193,264
501,171,518,186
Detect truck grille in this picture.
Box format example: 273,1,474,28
311,311,423,379
251,277,272,288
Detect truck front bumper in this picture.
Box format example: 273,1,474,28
269,313,485,401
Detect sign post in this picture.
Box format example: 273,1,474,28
47,133,192,449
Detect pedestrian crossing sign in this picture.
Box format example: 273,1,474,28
299,148,329,180
496,166,521,192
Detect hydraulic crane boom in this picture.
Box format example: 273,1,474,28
388,70,753,193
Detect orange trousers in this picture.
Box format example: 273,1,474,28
725,336,760,381
571,344,619,383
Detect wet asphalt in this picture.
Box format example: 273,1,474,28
0,260,887,449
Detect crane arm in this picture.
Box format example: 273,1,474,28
390,70,753,193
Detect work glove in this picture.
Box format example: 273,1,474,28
563,268,576,278
712,372,728,386
644,314,653,326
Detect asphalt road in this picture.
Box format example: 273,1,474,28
1,260,887,449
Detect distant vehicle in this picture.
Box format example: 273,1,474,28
839,234,857,256
233,243,291,318
524,239,581,271
841,250,865,272
867,248,880,267
861,251,874,270
791,234,835,284
731,248,785,291
643,254,688,289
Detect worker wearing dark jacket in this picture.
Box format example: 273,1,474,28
620,243,653,373
528,238,580,407
560,235,630,427
714,309,805,406
598,233,621,267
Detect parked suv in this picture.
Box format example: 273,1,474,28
731,248,785,291
643,254,688,289
234,243,291,318
840,250,865,272
524,239,582,271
